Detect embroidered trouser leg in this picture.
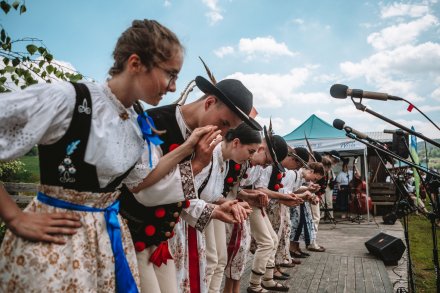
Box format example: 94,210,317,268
208,219,227,293
249,206,279,276
136,246,178,293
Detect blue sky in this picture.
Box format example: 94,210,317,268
3,0,440,139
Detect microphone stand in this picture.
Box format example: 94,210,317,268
372,144,416,292
345,132,439,293
352,100,440,149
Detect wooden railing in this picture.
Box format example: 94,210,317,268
3,182,37,204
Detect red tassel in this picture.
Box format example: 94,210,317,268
407,104,414,112
149,241,173,267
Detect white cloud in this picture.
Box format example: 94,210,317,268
226,66,313,109
367,14,438,50
293,18,304,25
340,42,440,97
238,36,298,60
397,104,440,115
394,118,440,139
314,110,331,121
213,46,234,58
255,116,286,134
163,0,171,7
432,87,440,101
380,3,429,18
202,0,223,25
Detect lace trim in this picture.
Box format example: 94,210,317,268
102,82,129,120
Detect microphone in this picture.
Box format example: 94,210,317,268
384,129,409,136
333,118,369,140
330,84,402,101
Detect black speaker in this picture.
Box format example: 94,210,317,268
365,232,406,265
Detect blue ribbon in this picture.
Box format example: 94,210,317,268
137,111,163,169
37,192,139,293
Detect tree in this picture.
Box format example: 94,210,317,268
0,0,83,92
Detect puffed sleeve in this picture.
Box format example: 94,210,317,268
254,165,272,188
0,82,75,160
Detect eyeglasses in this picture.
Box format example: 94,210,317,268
157,65,178,90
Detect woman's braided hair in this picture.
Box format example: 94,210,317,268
109,19,183,76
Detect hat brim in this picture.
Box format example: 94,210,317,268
263,126,285,172
195,76,262,131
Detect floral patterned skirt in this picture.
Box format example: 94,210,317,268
0,185,140,293
224,220,251,280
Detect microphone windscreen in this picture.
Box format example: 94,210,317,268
333,118,345,130
330,84,348,99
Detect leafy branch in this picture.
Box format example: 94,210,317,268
0,0,83,92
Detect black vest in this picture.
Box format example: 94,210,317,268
38,83,130,193
119,104,188,248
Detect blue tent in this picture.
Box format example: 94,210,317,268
283,114,366,153
283,114,345,140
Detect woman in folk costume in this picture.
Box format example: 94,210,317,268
223,160,268,293
0,19,189,292
195,122,261,293
289,162,325,258
120,68,261,292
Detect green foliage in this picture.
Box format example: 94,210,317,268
19,155,40,182
0,159,32,182
25,145,38,156
408,214,440,292
0,0,83,93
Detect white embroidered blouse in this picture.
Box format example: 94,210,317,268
0,81,145,188
195,143,228,203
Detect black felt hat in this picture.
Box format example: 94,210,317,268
195,76,262,131
329,150,341,162
263,126,288,172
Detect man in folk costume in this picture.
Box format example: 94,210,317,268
246,125,300,293
120,73,261,293
268,147,313,274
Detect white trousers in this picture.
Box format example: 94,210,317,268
249,206,278,275
205,219,228,293
136,245,178,293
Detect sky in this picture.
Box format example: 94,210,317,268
3,0,440,140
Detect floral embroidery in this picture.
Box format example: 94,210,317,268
77,98,91,115
194,203,215,232
179,160,196,200
58,140,80,183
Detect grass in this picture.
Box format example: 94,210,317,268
407,210,440,292
18,155,40,182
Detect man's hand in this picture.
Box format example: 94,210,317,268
191,128,222,175
6,211,82,244
211,200,238,224
308,183,320,193
184,125,218,149
240,189,269,208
